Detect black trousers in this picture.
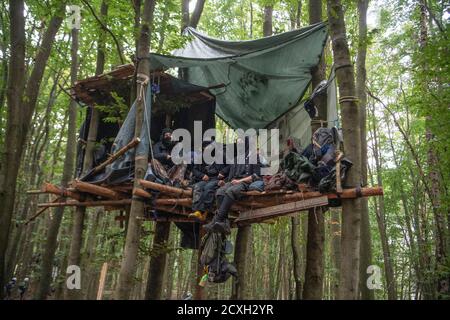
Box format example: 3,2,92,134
192,179,219,212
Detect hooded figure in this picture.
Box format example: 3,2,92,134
153,128,174,169
189,140,228,221
204,136,261,234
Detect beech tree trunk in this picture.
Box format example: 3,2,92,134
0,1,64,298
145,222,171,299
327,0,363,300
189,0,206,28
291,216,303,299
356,0,374,300
303,0,325,300
232,225,252,299
369,105,397,300
0,1,26,297
263,6,273,37
65,0,107,300
419,2,449,298
115,0,156,300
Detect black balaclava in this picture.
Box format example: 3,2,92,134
160,128,173,147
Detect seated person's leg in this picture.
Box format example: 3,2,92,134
201,180,220,213
213,183,248,234
215,182,232,208
189,181,207,220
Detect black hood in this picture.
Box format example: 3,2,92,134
160,128,173,142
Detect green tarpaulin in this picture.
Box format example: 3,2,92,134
149,22,328,130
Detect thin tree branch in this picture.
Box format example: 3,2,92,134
81,0,125,64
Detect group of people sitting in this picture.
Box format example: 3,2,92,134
151,128,264,235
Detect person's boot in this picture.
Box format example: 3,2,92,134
203,214,219,232
212,216,231,235
188,210,207,222
211,195,234,235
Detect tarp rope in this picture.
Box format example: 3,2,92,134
137,72,154,161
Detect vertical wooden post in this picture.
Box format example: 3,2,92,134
97,262,108,300
194,226,206,300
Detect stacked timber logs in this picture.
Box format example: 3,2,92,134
35,177,383,225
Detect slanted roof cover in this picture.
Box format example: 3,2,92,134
149,22,328,129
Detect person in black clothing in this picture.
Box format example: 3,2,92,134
204,137,261,234
189,141,228,221
4,277,16,300
18,277,29,300
153,128,175,170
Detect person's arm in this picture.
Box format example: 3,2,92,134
231,175,253,185
153,143,169,162
237,163,261,183
219,164,231,180
192,164,206,181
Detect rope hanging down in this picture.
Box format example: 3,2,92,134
136,73,154,161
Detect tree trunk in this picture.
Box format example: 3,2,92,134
330,209,342,298
232,225,252,299
62,20,83,301
0,1,26,297
65,0,107,300
369,104,397,300
115,0,156,300
145,221,171,299
1,1,64,299
327,0,363,300
263,6,273,37
189,0,206,28
0,9,9,137
419,2,449,298
303,208,325,299
356,0,374,300
291,216,303,299
181,0,190,31
303,0,326,300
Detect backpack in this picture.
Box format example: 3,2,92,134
200,231,236,284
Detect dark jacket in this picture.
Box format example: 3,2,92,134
153,140,174,168
226,156,261,182
192,163,229,183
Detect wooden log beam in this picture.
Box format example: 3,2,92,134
72,180,121,199
142,216,196,223
41,182,82,201
138,179,192,197
132,187,152,199
38,199,131,208
248,186,383,204
235,196,329,225
92,137,140,174
27,189,47,195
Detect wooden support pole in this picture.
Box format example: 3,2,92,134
96,262,108,300
41,182,82,201
132,187,193,207
138,179,192,197
26,189,47,195
92,137,140,174
194,227,206,300
72,180,121,199
132,187,152,199
133,187,261,210
38,199,131,208
335,151,344,193
249,186,383,204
